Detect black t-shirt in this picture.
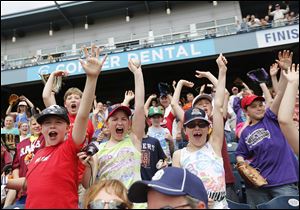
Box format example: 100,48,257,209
141,136,167,181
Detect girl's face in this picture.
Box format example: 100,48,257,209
184,120,209,148
19,123,29,135
41,116,69,146
30,119,41,136
18,105,27,112
107,111,130,141
64,94,81,115
90,187,127,209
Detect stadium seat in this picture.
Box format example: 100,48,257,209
256,195,299,209
227,142,238,152
227,199,251,209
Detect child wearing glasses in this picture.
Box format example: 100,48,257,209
172,54,229,209
83,179,133,209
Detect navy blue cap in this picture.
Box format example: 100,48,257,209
128,167,208,206
184,107,211,126
106,104,132,121
37,105,70,125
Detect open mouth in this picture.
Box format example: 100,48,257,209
71,104,77,109
193,132,202,138
116,128,124,135
49,131,58,138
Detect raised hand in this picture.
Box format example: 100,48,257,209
149,94,157,99
128,58,142,74
124,90,135,102
179,79,194,88
276,50,293,70
268,5,272,10
216,53,228,71
269,63,279,76
195,70,210,79
52,69,69,77
79,44,108,78
172,80,177,90
282,64,299,83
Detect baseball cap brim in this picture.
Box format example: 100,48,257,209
37,113,70,125
128,180,186,203
183,117,211,126
106,105,132,121
192,94,212,107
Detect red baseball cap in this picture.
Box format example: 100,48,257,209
106,104,132,121
241,95,265,109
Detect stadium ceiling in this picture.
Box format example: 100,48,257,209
1,1,191,39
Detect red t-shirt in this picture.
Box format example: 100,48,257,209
25,136,81,209
12,134,45,178
1,145,12,173
68,113,94,183
161,105,175,134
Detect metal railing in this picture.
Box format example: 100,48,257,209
1,17,298,71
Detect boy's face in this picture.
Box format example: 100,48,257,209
4,116,14,129
194,99,212,117
64,94,81,116
41,116,69,146
159,96,170,108
107,110,130,141
150,115,163,127
245,100,265,121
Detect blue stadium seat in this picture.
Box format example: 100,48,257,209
227,199,251,209
256,195,299,209
227,142,238,152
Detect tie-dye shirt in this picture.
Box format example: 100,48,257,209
180,142,228,209
96,135,141,189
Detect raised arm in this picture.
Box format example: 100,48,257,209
144,94,157,117
278,64,299,156
19,95,34,109
128,59,145,148
171,80,194,123
270,50,293,115
42,70,68,107
211,54,228,156
259,83,273,108
270,63,279,94
6,104,17,116
73,45,107,146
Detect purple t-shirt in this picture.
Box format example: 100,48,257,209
236,108,299,187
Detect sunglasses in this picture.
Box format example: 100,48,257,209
186,121,209,129
160,203,190,209
89,199,127,209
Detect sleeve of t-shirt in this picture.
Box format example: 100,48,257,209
61,135,83,159
265,108,278,121
233,97,241,114
235,131,250,159
156,139,167,160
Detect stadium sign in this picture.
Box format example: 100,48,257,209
256,24,299,48
27,39,215,82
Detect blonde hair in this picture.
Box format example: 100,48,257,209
63,87,82,102
83,179,133,209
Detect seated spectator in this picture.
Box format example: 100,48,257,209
83,179,133,209
248,15,261,29
128,167,208,209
